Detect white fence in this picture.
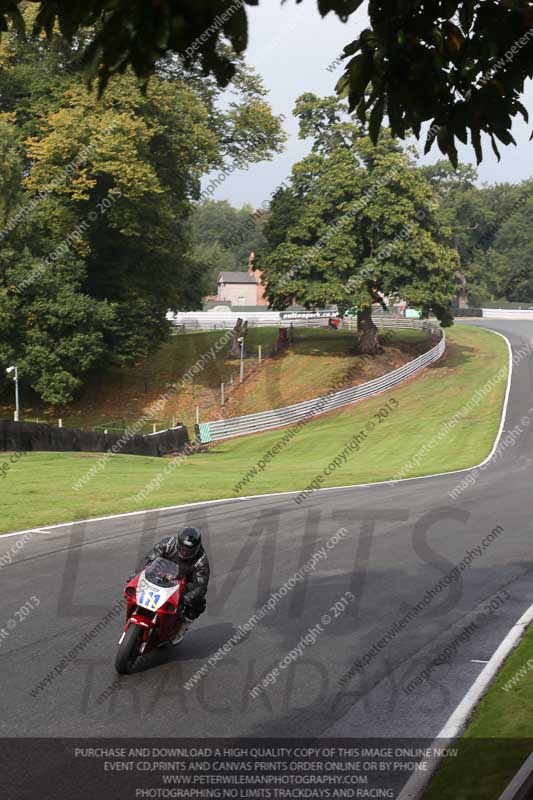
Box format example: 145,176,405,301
169,307,533,331
167,311,282,331
196,319,443,443
481,308,533,320
167,310,412,332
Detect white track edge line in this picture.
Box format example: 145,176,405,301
397,599,533,799
0,327,513,541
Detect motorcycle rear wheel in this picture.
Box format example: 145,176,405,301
115,624,143,674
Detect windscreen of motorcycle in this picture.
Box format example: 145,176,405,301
137,558,180,611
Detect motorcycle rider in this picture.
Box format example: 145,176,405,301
145,527,210,643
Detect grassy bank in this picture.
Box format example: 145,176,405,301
0,325,508,534
425,624,533,799
0,327,427,432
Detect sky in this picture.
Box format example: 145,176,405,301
205,1,533,209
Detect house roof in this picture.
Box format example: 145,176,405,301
218,271,257,284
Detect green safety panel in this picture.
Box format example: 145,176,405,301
198,423,212,444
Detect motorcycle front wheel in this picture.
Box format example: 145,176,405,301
115,624,143,674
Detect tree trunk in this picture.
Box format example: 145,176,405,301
229,329,241,357
357,306,379,354
229,318,247,357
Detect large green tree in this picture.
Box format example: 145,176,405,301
0,114,114,404
421,160,497,303
2,2,532,164
481,183,533,302
422,164,533,304
260,95,459,353
0,19,285,403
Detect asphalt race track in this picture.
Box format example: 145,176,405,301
1,319,532,745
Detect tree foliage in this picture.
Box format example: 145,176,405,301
3,2,532,164
260,95,459,352
335,1,533,166
422,161,533,304
0,114,114,404
0,20,285,403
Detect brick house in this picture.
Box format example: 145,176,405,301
215,254,269,307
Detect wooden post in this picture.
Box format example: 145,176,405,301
171,415,176,428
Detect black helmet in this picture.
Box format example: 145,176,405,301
177,527,202,560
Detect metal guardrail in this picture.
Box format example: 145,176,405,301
498,754,533,800
482,308,533,319
196,319,443,443
342,315,427,330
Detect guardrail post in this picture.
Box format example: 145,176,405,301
221,383,225,406
58,419,62,428
258,345,262,364
152,423,157,434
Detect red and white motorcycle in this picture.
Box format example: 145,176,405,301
115,557,188,674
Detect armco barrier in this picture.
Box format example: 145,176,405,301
342,316,424,331
482,308,533,320
196,320,444,443
497,753,533,800
0,420,190,457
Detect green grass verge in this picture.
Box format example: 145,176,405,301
1,325,507,534
424,624,533,800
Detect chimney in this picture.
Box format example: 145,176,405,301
248,251,256,274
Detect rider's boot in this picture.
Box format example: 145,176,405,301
170,618,192,646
